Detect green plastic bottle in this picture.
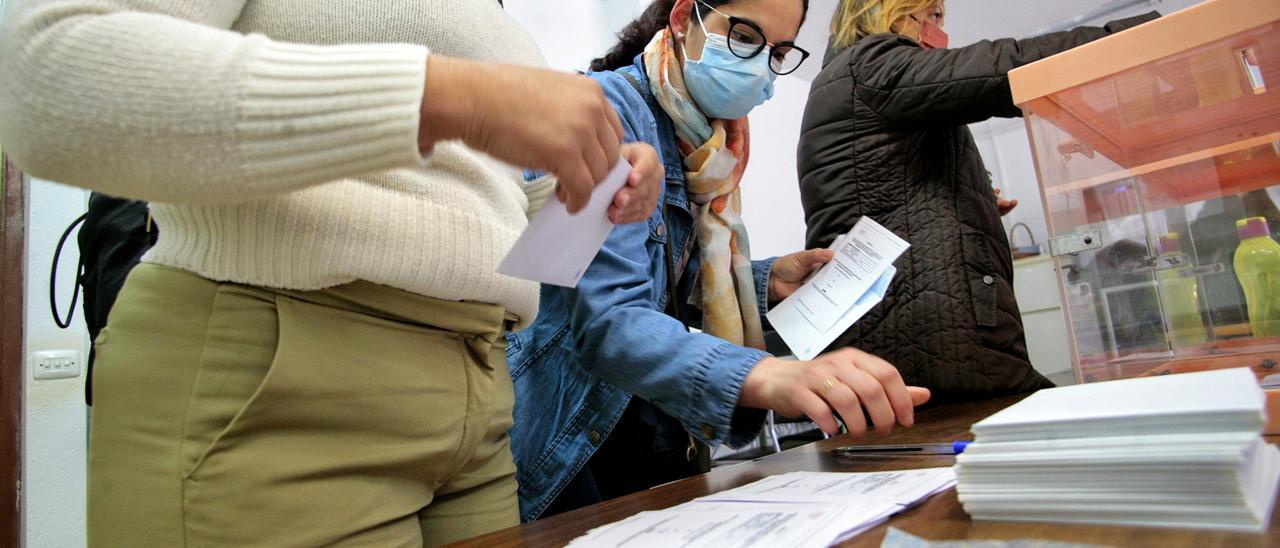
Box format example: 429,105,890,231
1156,232,1208,347
1234,217,1280,338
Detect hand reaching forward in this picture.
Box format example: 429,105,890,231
739,348,931,437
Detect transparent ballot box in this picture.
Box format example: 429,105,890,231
1008,0,1280,418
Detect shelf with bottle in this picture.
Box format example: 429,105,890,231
1071,217,1280,386
1236,216,1280,337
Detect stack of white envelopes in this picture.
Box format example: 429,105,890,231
956,368,1280,532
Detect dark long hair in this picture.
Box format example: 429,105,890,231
589,0,809,72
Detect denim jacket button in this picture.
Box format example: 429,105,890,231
588,430,603,445
700,425,714,439
982,275,995,285
656,223,666,238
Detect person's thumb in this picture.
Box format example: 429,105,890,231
908,386,931,407
796,248,834,268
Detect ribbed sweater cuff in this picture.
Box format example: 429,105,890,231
236,39,429,190
523,174,558,219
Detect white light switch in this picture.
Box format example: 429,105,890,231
32,350,82,381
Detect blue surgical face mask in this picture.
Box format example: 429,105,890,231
681,10,777,120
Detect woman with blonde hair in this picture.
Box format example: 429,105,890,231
796,1,1158,401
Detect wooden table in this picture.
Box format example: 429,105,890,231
452,396,1280,547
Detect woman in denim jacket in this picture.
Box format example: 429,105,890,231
509,0,931,521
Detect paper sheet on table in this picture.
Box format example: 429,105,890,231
700,468,957,507
497,159,631,288
566,468,957,548
565,501,885,548
767,216,907,360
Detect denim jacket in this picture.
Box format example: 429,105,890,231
507,56,777,522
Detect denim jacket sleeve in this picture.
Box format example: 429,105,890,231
753,258,777,328
568,71,770,448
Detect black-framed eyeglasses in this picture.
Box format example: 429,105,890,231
695,0,810,76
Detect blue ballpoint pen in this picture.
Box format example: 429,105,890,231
832,441,971,456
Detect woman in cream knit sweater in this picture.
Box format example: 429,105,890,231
0,0,662,545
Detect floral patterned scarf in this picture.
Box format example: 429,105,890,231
643,29,764,350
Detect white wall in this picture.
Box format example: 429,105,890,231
23,179,90,548
505,0,647,71
737,76,811,258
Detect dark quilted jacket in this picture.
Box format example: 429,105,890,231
796,13,1158,401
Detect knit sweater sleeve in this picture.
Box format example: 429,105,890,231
0,0,429,205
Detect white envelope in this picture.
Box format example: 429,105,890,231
497,159,631,288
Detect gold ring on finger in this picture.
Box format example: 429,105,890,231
821,378,837,395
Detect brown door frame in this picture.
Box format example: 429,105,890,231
2,151,26,546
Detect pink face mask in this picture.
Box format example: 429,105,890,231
911,16,949,49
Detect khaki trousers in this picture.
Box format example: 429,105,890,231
88,264,518,546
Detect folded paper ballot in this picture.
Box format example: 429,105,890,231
700,468,956,507
956,368,1280,532
498,159,631,288
567,468,956,548
768,217,909,360
566,502,876,548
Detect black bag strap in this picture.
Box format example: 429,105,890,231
51,213,87,329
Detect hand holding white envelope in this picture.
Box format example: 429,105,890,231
498,158,632,288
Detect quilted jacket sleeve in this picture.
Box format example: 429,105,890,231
854,12,1159,128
